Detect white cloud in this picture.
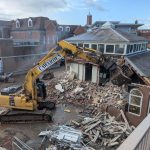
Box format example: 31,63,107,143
0,0,69,20
0,0,105,20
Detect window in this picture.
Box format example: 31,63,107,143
130,45,133,53
58,26,63,31
137,44,141,51
84,44,89,48
28,18,33,27
115,44,125,54
78,43,83,47
91,44,97,50
106,45,114,53
66,26,70,32
128,89,143,115
16,20,20,28
98,44,104,53
127,45,130,54
139,44,142,51
133,44,137,52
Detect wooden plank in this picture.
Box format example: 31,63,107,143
92,131,100,143
85,120,101,133
120,109,129,127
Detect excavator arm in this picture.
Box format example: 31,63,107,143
0,41,113,123
0,40,99,112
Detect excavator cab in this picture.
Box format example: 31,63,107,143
36,78,47,99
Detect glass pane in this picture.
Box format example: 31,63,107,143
131,89,142,96
127,45,130,54
115,44,124,54
130,45,133,53
91,44,97,50
78,43,83,47
130,95,141,106
129,105,140,115
98,44,104,53
84,44,89,48
133,44,137,52
106,45,114,53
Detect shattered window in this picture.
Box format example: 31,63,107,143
128,89,143,115
115,44,124,54
98,44,104,53
106,45,114,53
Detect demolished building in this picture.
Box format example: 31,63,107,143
64,23,150,126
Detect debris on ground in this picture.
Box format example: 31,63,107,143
79,112,134,149
0,85,22,95
39,125,83,149
42,71,54,80
55,84,64,92
0,73,14,83
39,111,134,150
46,72,128,108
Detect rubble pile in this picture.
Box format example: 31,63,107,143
46,73,128,108
39,111,134,150
78,112,134,149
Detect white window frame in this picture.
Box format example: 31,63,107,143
58,26,63,31
28,18,33,27
83,43,90,48
91,43,98,51
66,26,70,32
128,89,143,116
126,42,148,55
105,44,115,54
98,44,105,53
16,20,20,28
114,44,125,54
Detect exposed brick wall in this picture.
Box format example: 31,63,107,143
125,85,150,126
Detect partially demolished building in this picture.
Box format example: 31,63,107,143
65,23,150,126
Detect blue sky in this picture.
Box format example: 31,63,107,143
0,0,150,25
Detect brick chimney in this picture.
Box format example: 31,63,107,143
87,12,92,26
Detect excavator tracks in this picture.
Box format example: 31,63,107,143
0,109,52,123
0,101,55,123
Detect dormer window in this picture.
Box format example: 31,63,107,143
58,26,63,31
66,26,70,32
16,20,20,28
28,18,33,27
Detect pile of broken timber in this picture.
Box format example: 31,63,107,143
77,110,134,149
46,72,128,108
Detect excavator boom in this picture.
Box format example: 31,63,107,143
0,40,100,123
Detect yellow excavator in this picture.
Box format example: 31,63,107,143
0,40,104,123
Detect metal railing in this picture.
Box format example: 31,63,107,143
117,113,150,150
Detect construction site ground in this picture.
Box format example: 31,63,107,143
0,66,83,150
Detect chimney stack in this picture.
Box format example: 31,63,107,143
87,12,92,26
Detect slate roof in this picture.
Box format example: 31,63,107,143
125,51,150,77
66,27,147,43
11,17,57,31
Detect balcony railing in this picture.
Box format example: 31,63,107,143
117,113,150,150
